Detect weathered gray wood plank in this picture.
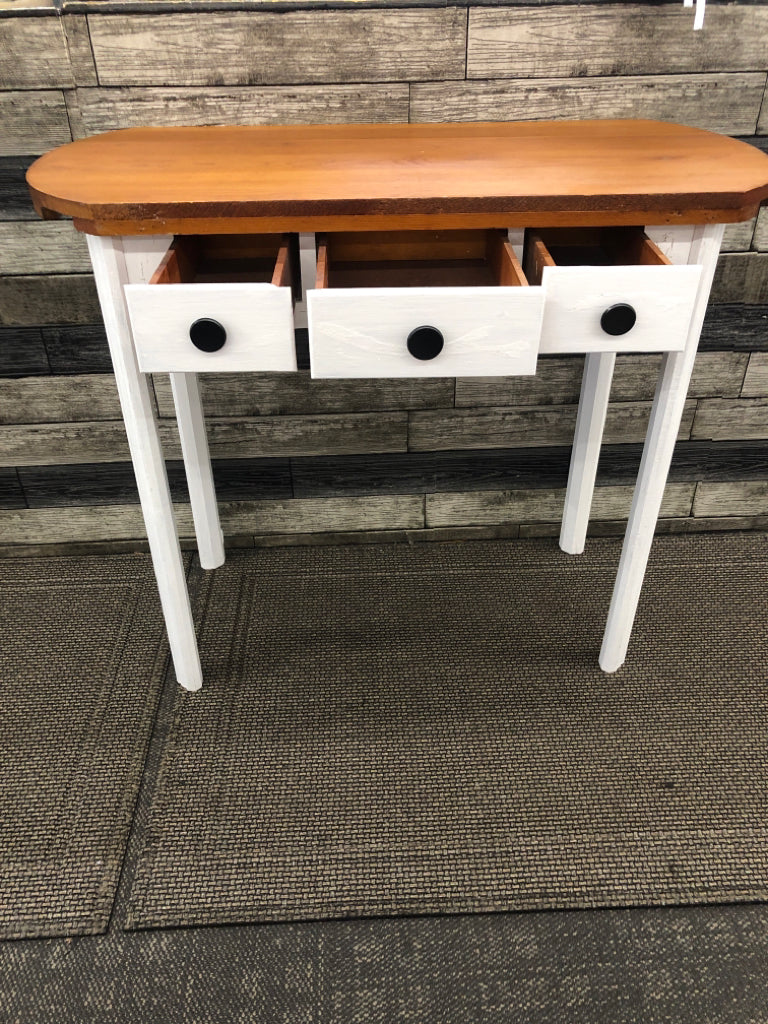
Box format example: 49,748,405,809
87,10,466,86
0,90,72,157
410,73,766,135
455,352,748,408
742,353,768,397
722,218,757,253
467,6,768,80
699,304,768,352
0,17,73,90
426,482,694,528
692,398,768,440
0,274,100,326
0,374,123,425
0,326,49,376
0,222,91,276
757,88,768,133
753,208,768,251
153,372,453,418
0,411,408,466
693,481,768,517
62,14,98,87
72,84,409,136
0,493,424,544
409,400,696,452
711,253,768,303
0,156,36,219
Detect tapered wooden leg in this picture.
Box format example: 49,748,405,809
599,223,724,672
87,234,203,692
560,352,616,555
170,372,225,571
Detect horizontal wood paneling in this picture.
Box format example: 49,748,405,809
693,481,768,517
758,87,768,133
711,253,768,303
19,458,293,506
0,374,122,424
409,400,696,452
467,5,768,80
0,411,408,466
742,353,768,396
0,468,24,509
455,352,748,408
0,493,425,543
0,16,72,90
0,274,100,326
0,90,71,156
411,73,766,135
722,218,756,252
754,208,768,251
0,222,91,275
87,9,466,86
153,372,453,418
426,482,695,528
61,14,98,88
0,156,36,219
692,398,768,440
0,326,50,376
698,304,768,351
42,324,111,373
71,84,410,136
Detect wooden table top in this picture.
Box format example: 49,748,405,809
27,120,768,235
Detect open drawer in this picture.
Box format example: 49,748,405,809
307,229,544,378
124,234,298,373
524,227,703,355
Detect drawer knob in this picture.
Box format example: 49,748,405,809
189,318,227,352
600,303,637,337
407,325,444,361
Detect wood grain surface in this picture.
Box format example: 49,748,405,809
26,121,768,234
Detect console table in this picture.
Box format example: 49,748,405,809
26,120,768,692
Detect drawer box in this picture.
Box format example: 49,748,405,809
524,227,702,356
307,229,544,378
124,234,297,373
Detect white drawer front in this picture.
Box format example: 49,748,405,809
125,282,296,373
307,286,544,378
539,264,702,355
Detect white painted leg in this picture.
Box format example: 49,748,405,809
170,372,225,571
87,234,203,692
560,351,616,555
599,223,725,672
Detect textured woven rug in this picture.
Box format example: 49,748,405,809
126,534,768,930
0,555,173,939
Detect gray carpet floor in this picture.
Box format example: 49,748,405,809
2,535,768,1022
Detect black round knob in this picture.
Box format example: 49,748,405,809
407,326,444,361
600,303,637,337
189,318,227,352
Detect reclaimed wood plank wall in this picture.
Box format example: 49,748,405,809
1,0,767,553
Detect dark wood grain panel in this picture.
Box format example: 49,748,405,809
0,156,37,220
0,16,73,90
711,253,768,303
722,218,756,252
0,274,100,326
409,401,696,452
19,458,292,507
153,372,453,418
0,468,25,509
698,303,768,351
0,326,50,376
42,324,111,373
87,9,466,86
467,5,768,80
0,90,71,157
72,85,409,137
410,74,766,136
